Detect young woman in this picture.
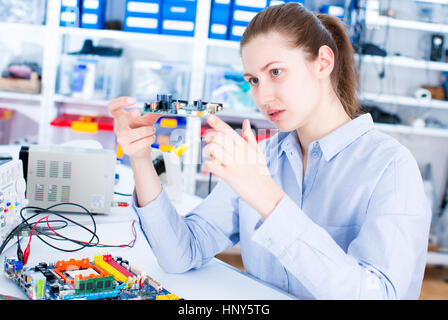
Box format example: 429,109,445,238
108,3,431,299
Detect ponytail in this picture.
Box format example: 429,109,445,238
241,3,360,118
316,14,360,119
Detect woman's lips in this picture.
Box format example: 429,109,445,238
267,109,285,121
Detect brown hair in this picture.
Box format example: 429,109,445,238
240,3,360,118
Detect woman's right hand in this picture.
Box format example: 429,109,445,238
107,96,161,160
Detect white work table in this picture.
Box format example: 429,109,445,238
0,144,295,300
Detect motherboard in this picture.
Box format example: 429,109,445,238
4,254,179,300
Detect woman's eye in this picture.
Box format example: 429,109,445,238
248,78,259,85
271,69,282,77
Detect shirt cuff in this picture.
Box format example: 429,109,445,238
132,186,172,218
252,194,313,257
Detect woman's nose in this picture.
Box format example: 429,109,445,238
256,81,276,106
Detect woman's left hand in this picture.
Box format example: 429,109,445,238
203,115,285,219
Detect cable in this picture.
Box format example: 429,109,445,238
0,202,137,261
23,215,49,265
114,191,133,197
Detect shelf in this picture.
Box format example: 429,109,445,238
367,15,448,33
375,122,448,138
218,109,265,121
0,91,42,102
58,26,195,45
54,94,109,107
207,38,240,49
426,251,448,266
359,92,448,110
357,54,448,72
0,22,46,33
413,0,448,5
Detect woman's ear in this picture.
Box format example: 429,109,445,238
316,45,335,79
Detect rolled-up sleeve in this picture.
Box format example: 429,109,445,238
252,150,431,299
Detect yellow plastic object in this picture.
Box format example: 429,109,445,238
116,144,124,159
172,144,187,157
160,118,178,128
159,145,174,152
3,109,12,120
93,255,129,286
156,293,179,300
196,111,203,117
71,121,98,133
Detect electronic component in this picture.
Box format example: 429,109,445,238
0,158,27,250
143,94,223,117
4,255,179,300
430,34,444,61
19,145,115,214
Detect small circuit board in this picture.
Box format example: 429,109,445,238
3,254,180,300
143,94,223,118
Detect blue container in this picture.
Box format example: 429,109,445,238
228,22,247,41
268,0,305,6
160,0,197,37
161,18,195,36
230,0,267,39
162,0,197,20
60,0,81,27
233,0,267,12
209,0,232,40
80,0,107,29
123,0,162,33
319,5,345,19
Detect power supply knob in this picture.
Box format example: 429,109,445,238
15,178,26,195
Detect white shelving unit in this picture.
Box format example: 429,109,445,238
358,0,448,135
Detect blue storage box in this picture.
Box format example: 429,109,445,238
319,5,345,19
268,0,305,6
123,0,162,33
161,18,195,36
209,0,232,40
228,22,247,41
162,0,197,21
80,0,107,29
60,0,81,27
124,0,161,18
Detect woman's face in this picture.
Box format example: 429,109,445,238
241,31,323,132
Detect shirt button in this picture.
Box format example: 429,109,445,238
312,151,320,158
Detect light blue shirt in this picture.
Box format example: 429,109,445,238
133,113,431,299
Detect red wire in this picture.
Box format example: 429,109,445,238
44,216,137,248
23,215,50,265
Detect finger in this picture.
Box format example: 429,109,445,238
207,115,241,142
204,131,234,152
203,160,226,178
130,109,162,127
203,143,232,165
242,119,258,149
108,96,136,118
117,126,156,146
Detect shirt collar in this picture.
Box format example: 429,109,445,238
268,113,374,162
318,113,374,161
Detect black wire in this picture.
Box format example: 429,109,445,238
114,191,133,197
0,202,136,258
19,204,99,253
